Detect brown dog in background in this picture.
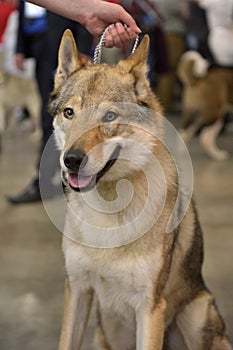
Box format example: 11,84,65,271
178,50,233,160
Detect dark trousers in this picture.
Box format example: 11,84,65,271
29,14,93,190
24,33,57,189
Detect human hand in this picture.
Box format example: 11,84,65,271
77,0,141,48
104,22,139,48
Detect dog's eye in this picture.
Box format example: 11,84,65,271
102,111,118,123
63,108,74,119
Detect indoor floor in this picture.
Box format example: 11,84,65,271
0,114,232,349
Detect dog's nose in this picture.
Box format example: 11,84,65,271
63,148,88,172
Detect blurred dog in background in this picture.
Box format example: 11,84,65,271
0,63,40,151
178,50,233,160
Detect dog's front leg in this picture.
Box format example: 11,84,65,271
58,277,93,350
136,297,166,350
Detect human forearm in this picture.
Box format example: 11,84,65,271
26,0,93,25
25,0,141,46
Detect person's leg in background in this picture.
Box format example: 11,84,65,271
7,13,93,204
34,39,59,198
6,32,55,203
39,15,93,199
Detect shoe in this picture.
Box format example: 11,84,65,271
6,183,41,204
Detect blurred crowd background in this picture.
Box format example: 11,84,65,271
1,0,233,203
1,0,233,108
0,1,232,348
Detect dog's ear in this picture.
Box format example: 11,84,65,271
119,34,149,72
118,35,150,99
54,29,89,89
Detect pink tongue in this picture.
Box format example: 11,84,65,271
68,173,92,189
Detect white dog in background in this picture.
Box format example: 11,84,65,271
0,11,41,151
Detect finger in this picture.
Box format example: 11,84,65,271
107,23,124,48
115,22,131,44
105,29,114,48
113,5,141,34
124,26,138,41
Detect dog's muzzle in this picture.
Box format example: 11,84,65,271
62,146,121,192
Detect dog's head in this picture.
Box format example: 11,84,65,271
49,30,163,192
